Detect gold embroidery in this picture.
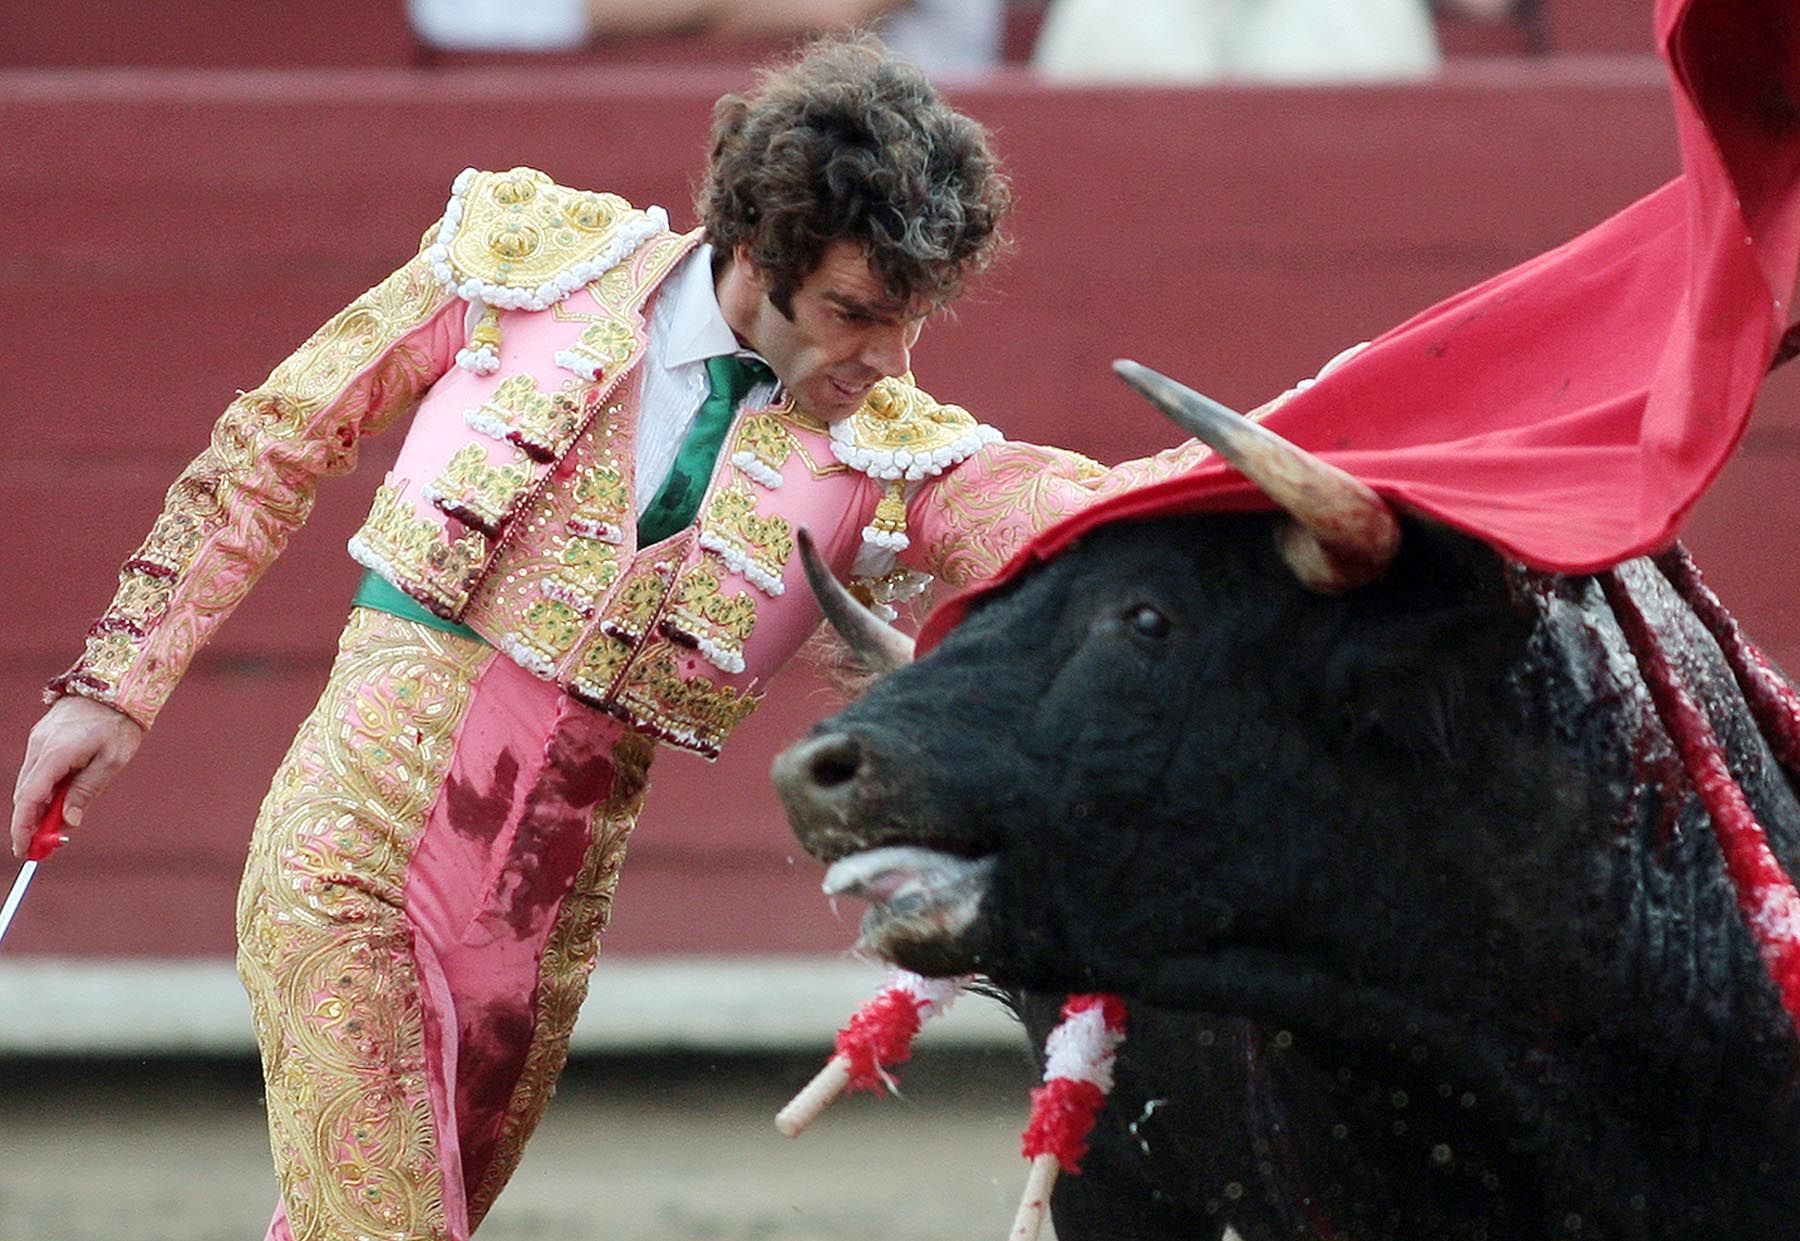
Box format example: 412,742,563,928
605,231,698,311
593,264,638,308
418,544,488,619
123,510,207,578
424,443,537,536
236,610,488,1241
730,412,797,483
464,374,584,462
589,396,626,446
66,630,137,695
456,391,632,658
490,169,539,205
505,596,587,676
566,463,629,543
562,189,626,233
612,639,762,758
919,441,1208,589
488,218,541,262
699,481,794,592
844,378,986,456
540,535,623,615
566,632,634,706
752,399,849,477
51,246,453,723
560,318,639,381
599,552,682,643
441,169,636,292
919,449,1089,588
468,304,502,354
868,479,909,543
352,485,429,578
607,575,669,640
350,484,489,618
107,572,177,635
765,390,826,434
431,172,671,370
662,562,759,674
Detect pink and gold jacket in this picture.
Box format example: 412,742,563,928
51,168,1208,757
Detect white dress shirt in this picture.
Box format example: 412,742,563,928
634,243,778,516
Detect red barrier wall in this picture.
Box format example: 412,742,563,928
0,0,1651,68
4,57,1794,962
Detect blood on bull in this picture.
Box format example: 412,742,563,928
774,2,1800,1231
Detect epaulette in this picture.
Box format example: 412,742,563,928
425,166,670,373
830,376,1001,552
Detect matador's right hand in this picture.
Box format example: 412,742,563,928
10,696,144,858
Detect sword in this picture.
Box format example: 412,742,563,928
0,783,71,949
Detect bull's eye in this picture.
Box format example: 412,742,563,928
1126,604,1172,640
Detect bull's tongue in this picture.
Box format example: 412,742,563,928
823,845,993,901
822,846,995,954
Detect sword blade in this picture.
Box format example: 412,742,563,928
0,861,39,949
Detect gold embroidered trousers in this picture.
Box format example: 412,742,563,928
235,608,654,1240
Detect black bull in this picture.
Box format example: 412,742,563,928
772,381,1800,1239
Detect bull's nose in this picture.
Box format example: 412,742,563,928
800,732,863,789
772,731,865,798
771,731,869,854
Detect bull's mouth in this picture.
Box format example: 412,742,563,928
822,845,995,966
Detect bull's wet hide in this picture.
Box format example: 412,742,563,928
775,514,1800,1240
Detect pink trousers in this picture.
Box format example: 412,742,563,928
236,609,653,1240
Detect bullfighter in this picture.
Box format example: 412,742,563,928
9,35,1204,1241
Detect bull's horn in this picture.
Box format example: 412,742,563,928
796,527,915,674
1112,359,1400,592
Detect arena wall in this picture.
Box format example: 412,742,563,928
3,52,1795,1044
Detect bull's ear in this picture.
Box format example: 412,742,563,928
1112,359,1400,593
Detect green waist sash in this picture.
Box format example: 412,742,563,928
352,570,486,643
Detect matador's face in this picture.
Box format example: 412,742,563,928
730,240,930,422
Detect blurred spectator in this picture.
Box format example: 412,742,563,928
408,0,1003,75
1032,0,1516,83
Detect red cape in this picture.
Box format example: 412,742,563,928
920,0,1800,653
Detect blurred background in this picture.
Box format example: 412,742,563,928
2,1,1797,1236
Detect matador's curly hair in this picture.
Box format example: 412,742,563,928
697,34,1012,316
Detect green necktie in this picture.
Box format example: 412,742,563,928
638,353,771,546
